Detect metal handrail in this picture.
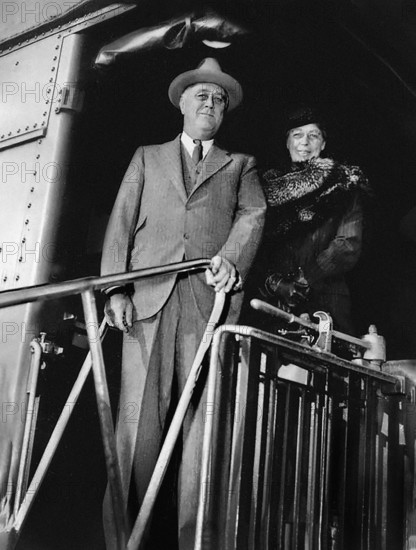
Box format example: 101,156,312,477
5,258,212,550
0,258,211,308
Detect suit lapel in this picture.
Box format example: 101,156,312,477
160,135,187,203
191,143,232,196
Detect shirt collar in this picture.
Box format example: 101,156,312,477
181,131,214,160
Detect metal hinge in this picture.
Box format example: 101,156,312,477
55,84,84,114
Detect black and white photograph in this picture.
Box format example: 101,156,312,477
0,1,416,549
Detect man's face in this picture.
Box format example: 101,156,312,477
180,83,227,140
286,123,326,162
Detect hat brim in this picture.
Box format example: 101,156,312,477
168,69,243,111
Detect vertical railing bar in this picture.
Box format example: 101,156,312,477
364,380,375,548
195,327,226,550
306,397,318,549
374,434,380,537
249,352,267,549
260,353,278,550
382,443,388,550
225,340,247,550
277,382,292,546
357,376,368,548
323,394,333,550
293,392,305,549
235,337,261,550
368,381,378,548
13,340,43,517
318,390,329,550
81,289,127,550
262,390,276,547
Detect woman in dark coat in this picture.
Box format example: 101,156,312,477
257,106,371,334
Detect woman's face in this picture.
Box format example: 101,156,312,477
286,123,326,162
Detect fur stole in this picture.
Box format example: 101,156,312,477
262,158,371,239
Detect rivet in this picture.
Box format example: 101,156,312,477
55,45,59,50
18,257,22,262
43,112,47,116
25,219,29,225
46,100,50,104
41,121,46,126
55,107,60,113
33,123,37,128
15,61,19,65
30,187,34,192
46,89,51,94
53,56,57,61
49,78,53,83
1,135,4,139
25,126,29,130
3,277,7,282
36,154,40,159
38,140,42,144
51,67,55,72
15,275,20,281
8,132,12,136
58,89,62,94
22,238,26,243
27,203,32,208
17,128,21,133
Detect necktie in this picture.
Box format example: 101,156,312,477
192,139,203,164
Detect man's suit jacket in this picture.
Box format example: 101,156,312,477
101,134,266,321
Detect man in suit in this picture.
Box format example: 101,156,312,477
101,57,266,549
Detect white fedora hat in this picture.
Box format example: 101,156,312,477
168,57,243,111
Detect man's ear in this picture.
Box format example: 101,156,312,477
321,140,326,151
179,94,185,115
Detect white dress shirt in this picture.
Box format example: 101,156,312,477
181,131,214,160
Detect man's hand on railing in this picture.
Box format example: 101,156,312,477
205,255,242,293
104,294,134,333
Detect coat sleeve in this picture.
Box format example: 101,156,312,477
101,147,145,280
217,155,267,283
306,194,363,284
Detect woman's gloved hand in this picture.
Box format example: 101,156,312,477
263,268,310,308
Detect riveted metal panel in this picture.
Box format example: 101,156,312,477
0,3,136,54
0,32,87,535
0,1,134,45
0,34,64,149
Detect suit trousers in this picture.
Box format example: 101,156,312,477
104,274,210,550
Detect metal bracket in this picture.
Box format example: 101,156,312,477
38,332,63,356
55,84,84,114
313,311,333,353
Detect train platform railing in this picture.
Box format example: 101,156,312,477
1,263,415,550
193,324,414,550
0,259,213,550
